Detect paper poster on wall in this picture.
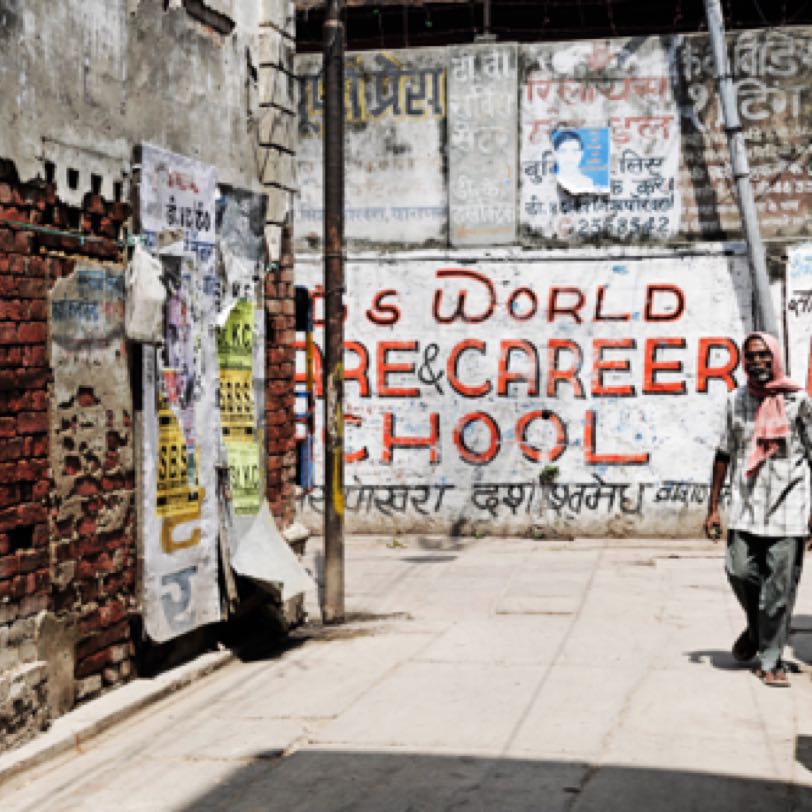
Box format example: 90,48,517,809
218,299,261,517
786,244,812,388
138,143,221,643
49,265,134,596
520,38,681,243
214,187,268,530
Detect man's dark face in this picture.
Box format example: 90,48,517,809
744,337,773,386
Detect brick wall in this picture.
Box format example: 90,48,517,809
1,156,300,751
0,162,134,751
265,221,297,528
260,0,298,530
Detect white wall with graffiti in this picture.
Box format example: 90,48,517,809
296,248,754,536
293,28,811,536
296,28,812,248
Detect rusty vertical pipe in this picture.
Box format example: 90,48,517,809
322,0,345,624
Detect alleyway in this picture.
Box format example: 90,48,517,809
4,535,812,811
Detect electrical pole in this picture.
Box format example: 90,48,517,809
703,0,778,336
322,0,345,623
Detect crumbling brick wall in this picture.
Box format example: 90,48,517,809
265,221,297,528
259,0,298,531
0,162,134,751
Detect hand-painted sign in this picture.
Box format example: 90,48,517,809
295,249,752,536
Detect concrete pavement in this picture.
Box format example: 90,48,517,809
3,535,812,810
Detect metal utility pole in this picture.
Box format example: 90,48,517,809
322,0,345,623
476,0,496,42
703,0,778,336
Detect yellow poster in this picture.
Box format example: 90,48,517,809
217,300,262,516
219,368,255,441
225,440,261,515
217,300,254,370
156,397,202,552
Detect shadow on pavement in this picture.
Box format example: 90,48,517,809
177,749,812,811
791,615,812,666
683,648,747,670
685,613,812,672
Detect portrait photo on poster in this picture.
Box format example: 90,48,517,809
550,126,610,196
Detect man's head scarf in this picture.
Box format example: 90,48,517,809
744,331,801,478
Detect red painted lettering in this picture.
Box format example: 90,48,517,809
453,411,501,465
382,412,440,464
366,289,400,326
645,284,685,322
584,409,650,465
643,338,686,395
546,339,585,398
497,340,539,397
594,285,630,321
516,410,567,463
344,413,368,464
696,337,739,392
591,339,636,397
548,287,586,324
507,287,538,322
433,268,496,324
377,340,419,398
345,341,370,397
447,339,491,398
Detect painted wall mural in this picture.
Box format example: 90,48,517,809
297,47,448,246
295,249,753,536
295,27,812,249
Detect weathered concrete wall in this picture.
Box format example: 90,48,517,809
297,47,448,247
448,45,518,246
295,27,812,249
295,246,755,536
0,0,300,752
0,0,263,204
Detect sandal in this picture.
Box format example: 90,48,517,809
732,629,757,662
756,667,790,687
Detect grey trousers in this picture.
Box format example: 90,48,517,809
725,530,804,671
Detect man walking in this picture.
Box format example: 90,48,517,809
705,332,812,686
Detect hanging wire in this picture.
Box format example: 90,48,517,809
375,6,384,49
606,0,617,36
0,215,128,248
293,0,812,52
673,0,684,30
751,0,770,26
787,0,811,21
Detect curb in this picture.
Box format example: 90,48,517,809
0,648,235,788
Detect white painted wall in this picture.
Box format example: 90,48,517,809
296,246,753,536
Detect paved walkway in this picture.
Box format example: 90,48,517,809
3,535,812,810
